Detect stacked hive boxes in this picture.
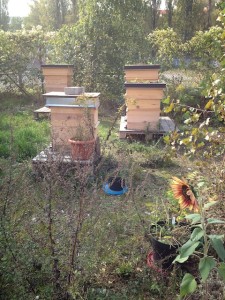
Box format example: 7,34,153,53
41,64,74,92
44,91,100,152
41,65,99,156
124,65,166,131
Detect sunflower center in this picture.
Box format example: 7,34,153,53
182,185,192,202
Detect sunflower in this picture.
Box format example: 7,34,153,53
170,177,199,212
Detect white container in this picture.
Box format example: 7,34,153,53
64,86,85,95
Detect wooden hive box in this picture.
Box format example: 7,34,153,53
44,92,100,151
124,65,160,82
41,64,74,92
126,98,161,110
125,83,166,100
126,108,160,131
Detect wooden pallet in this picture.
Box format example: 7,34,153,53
32,139,101,177
119,116,176,139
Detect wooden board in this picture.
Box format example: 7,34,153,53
50,106,98,114
50,107,98,125
127,121,159,131
44,76,73,92
42,67,73,76
125,87,165,100
126,98,160,110
51,115,98,127
125,69,159,82
126,109,160,122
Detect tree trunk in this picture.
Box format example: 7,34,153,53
71,0,78,22
166,0,173,27
184,0,194,41
207,0,212,29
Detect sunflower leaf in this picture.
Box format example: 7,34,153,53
204,201,218,209
180,240,200,258
207,218,225,224
185,214,201,224
173,254,189,264
199,257,216,282
209,236,225,261
180,273,197,297
191,228,204,242
218,263,225,281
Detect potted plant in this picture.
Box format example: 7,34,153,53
147,177,198,270
68,108,96,161
170,174,225,299
148,218,191,270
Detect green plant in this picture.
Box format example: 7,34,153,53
70,108,95,141
116,261,133,277
171,174,225,299
0,113,50,160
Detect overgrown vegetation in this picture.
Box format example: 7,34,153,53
0,1,224,299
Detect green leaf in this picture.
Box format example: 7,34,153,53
192,224,203,229
207,218,225,224
173,254,189,264
162,97,170,104
199,257,216,282
164,102,174,113
197,181,205,188
210,237,225,261
185,214,201,224
180,240,200,258
218,263,225,281
205,99,213,110
191,228,204,242
204,201,218,209
208,234,224,240
180,273,197,297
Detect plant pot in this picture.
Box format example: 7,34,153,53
148,220,179,269
149,235,178,269
103,177,128,196
68,138,95,160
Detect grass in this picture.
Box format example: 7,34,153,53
1,94,224,299
0,112,50,160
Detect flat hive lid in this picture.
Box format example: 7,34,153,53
43,92,100,108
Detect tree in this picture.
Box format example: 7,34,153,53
166,0,174,27
50,0,149,108
48,0,69,29
163,2,225,159
9,17,23,31
146,0,161,30
0,0,9,30
175,0,195,41
25,0,69,30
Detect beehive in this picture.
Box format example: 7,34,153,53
124,64,160,82
44,92,100,151
41,64,74,92
124,83,166,131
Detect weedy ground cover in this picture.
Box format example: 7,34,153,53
0,94,224,300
